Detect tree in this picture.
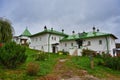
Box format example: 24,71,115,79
0,18,14,43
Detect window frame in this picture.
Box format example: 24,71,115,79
87,41,91,46
65,43,67,47
71,43,73,46
39,37,41,41
99,40,102,45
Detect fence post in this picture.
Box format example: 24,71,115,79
89,55,94,69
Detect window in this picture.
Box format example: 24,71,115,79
54,37,56,41
39,37,41,41
99,40,102,45
41,46,44,50
71,43,73,46
65,43,67,47
36,38,37,41
52,36,54,40
88,41,91,46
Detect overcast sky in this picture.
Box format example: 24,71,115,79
0,0,120,41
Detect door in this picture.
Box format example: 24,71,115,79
52,46,56,53
76,40,83,48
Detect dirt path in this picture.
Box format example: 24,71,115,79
39,57,99,80
39,57,120,80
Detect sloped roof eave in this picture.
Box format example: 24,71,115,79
30,30,68,37
109,34,118,39
60,34,117,42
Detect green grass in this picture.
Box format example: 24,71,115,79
25,49,67,76
70,56,120,78
0,48,120,80
0,48,67,80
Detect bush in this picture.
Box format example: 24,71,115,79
35,51,48,61
97,53,120,70
63,51,69,55
26,62,39,76
58,51,69,55
81,49,96,56
0,41,27,69
95,53,100,58
103,56,120,70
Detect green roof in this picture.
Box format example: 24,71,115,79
30,29,68,37
21,28,31,36
61,31,117,41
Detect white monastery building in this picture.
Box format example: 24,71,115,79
29,26,117,56
29,26,67,53
13,27,31,46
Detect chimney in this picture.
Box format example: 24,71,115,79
44,25,47,30
93,26,96,32
62,29,64,33
72,30,75,35
97,29,99,32
51,28,53,31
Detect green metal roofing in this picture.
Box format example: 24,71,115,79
21,28,31,36
60,31,117,41
30,29,68,37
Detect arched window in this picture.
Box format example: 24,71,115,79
99,40,102,45
88,41,91,46
65,43,67,47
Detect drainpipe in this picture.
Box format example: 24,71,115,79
105,36,109,54
48,34,51,53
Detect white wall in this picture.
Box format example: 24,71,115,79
30,33,65,52
82,36,116,55
13,36,30,45
60,40,78,52
108,36,116,55
49,34,64,52
29,34,48,52
83,37,108,53
60,36,116,56
30,32,116,55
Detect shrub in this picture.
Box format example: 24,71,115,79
63,51,69,55
26,62,39,76
35,51,48,61
97,53,120,70
103,56,120,70
0,43,3,47
95,53,102,58
0,41,27,69
58,51,69,55
81,49,96,56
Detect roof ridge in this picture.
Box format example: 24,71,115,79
60,31,117,41
30,29,68,37
21,27,31,36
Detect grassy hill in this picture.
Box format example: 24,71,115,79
0,48,120,80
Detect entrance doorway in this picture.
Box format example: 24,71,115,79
52,43,59,53
52,46,56,53
76,40,83,48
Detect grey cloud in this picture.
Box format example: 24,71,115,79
0,0,120,41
